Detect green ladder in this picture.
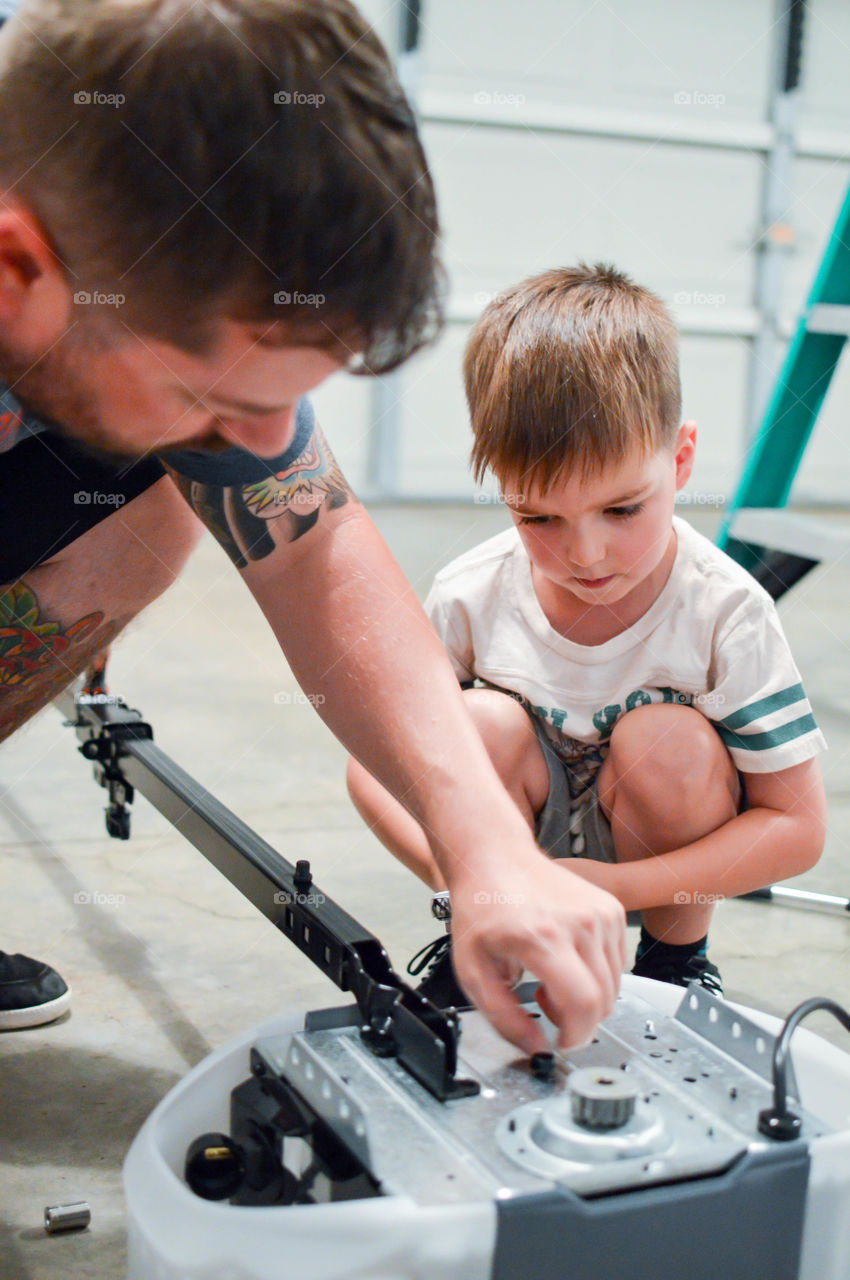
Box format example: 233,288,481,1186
717,179,850,601
718,180,850,917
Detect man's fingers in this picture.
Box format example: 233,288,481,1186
448,859,628,1053
460,962,548,1056
458,933,618,1053
574,910,625,1015
526,904,624,1043
529,949,614,1049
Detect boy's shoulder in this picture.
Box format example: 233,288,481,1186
672,517,773,617
430,526,522,593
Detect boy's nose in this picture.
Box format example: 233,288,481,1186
568,527,606,571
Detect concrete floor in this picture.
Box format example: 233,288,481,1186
3,503,850,1279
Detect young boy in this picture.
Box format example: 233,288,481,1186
347,263,827,1007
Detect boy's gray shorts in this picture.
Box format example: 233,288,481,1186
526,713,617,864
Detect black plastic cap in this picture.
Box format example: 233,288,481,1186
758,1108,803,1141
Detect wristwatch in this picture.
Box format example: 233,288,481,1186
431,890,452,927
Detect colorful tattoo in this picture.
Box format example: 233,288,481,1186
0,582,102,686
167,423,352,568
0,581,125,741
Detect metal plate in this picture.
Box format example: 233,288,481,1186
253,986,830,1206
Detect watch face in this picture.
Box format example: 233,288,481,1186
432,892,451,921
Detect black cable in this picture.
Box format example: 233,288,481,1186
783,0,806,94
400,1,422,55
758,997,850,1140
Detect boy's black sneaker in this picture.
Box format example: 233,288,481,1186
632,950,724,997
406,935,472,1009
0,951,71,1030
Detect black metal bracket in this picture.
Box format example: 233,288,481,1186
59,689,478,1103
64,694,153,840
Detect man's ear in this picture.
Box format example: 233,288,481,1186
0,197,70,339
673,419,697,491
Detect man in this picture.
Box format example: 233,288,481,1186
0,0,625,1054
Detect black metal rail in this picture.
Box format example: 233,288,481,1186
57,690,477,1102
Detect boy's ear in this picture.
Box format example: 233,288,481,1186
673,420,697,490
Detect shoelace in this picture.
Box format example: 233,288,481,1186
406,934,450,977
637,954,722,995
684,956,724,996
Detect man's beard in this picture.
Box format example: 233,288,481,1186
0,321,148,467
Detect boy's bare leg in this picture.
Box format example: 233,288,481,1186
347,757,445,888
596,704,741,945
347,687,550,891
0,476,203,743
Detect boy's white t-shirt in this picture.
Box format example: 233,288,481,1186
424,516,826,776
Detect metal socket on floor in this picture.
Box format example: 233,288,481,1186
44,1202,91,1235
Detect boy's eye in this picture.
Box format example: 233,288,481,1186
517,514,553,526
606,503,644,519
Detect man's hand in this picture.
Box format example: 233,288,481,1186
448,849,627,1054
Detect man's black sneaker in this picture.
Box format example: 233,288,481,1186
0,952,71,1030
406,935,472,1009
632,951,724,998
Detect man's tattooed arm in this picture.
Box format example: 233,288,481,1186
164,422,353,569
0,581,128,742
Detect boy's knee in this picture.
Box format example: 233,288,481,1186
462,688,548,802
607,704,734,813
463,688,537,761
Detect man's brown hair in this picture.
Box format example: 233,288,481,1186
0,0,444,370
465,264,681,491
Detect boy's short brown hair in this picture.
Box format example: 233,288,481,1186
465,264,681,490
0,0,444,372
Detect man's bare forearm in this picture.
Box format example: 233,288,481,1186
240,501,535,882
167,427,533,882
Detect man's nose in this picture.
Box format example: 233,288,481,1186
217,406,297,458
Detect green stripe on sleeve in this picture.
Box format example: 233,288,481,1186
719,683,806,731
717,712,818,753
